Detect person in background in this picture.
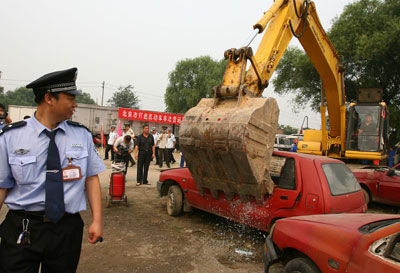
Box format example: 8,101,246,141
123,124,135,166
113,135,134,174
104,125,117,161
290,139,298,152
151,127,160,165
24,115,31,119
180,150,185,168
134,124,155,186
167,128,176,164
157,129,169,168
0,103,12,130
388,147,395,168
0,67,105,272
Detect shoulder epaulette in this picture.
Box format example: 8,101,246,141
67,120,91,133
0,121,27,136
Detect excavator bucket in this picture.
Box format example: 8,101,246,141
179,96,279,203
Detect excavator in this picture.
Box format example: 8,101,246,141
179,0,389,202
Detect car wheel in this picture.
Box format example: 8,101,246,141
283,257,321,273
167,185,183,216
362,188,370,205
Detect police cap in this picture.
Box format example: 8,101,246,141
26,67,82,96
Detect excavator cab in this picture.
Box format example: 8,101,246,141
345,88,389,160
346,104,388,153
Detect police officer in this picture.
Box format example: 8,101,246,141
0,68,106,273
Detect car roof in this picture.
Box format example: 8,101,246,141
279,214,400,230
272,150,344,163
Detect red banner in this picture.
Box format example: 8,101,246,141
118,108,184,125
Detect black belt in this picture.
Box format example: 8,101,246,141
9,210,77,223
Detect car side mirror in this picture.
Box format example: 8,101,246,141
387,169,395,177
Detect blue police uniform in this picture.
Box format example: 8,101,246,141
0,67,106,273
0,115,105,212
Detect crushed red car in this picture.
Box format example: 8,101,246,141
157,151,367,232
353,163,400,206
264,214,400,273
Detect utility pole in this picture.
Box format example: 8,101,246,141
101,81,105,106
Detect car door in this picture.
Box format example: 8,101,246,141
378,164,400,205
266,156,302,214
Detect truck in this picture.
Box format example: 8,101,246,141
157,151,367,232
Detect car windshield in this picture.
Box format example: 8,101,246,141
322,163,361,196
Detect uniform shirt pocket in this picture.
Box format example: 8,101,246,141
65,150,89,177
9,156,37,184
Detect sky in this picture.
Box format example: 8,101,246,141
0,0,356,129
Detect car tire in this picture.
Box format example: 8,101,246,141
362,188,370,205
167,185,183,216
283,257,321,273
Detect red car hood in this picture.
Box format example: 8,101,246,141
282,214,400,230
160,167,191,180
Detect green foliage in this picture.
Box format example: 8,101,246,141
0,87,36,109
76,91,96,104
107,84,140,109
272,47,321,112
165,56,227,113
279,124,298,135
0,86,96,109
329,0,400,105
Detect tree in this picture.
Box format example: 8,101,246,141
76,91,96,104
0,87,36,109
272,0,400,143
279,124,298,135
107,85,140,109
165,56,227,113
0,86,96,109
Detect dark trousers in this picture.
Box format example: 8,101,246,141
168,148,176,163
0,210,84,273
158,148,169,168
155,146,160,164
128,154,135,166
104,144,114,160
137,150,152,184
115,153,129,174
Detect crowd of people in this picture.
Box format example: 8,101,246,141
103,123,178,186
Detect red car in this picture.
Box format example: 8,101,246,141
353,163,400,206
264,214,400,273
157,151,367,232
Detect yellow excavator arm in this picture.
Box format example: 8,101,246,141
218,0,346,155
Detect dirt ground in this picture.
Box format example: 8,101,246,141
0,151,399,273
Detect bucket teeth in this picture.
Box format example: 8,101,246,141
180,96,279,203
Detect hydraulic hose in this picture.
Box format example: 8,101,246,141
289,0,310,39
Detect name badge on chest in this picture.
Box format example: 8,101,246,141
62,157,82,182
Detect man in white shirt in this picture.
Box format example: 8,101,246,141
151,128,160,165
122,124,135,166
157,129,169,168
167,129,176,164
104,125,117,160
113,135,134,174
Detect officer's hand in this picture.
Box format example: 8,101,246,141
88,221,103,244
